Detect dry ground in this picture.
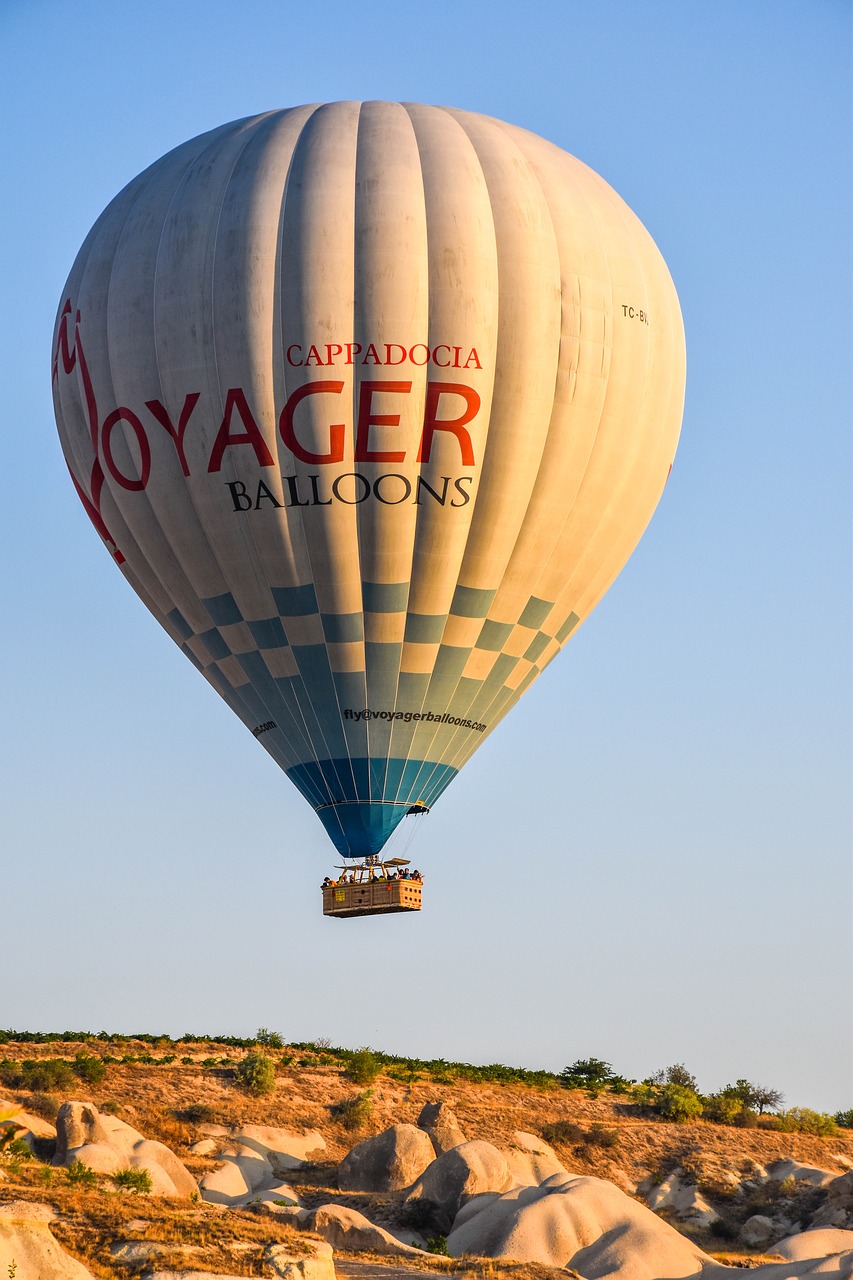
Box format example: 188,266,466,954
1,1038,850,1279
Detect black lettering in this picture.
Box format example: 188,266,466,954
309,474,332,505
252,720,277,737
450,475,473,507
284,475,309,507
226,480,252,511
332,472,371,504
255,479,282,509
414,474,449,505
373,472,412,504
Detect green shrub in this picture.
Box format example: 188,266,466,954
24,1094,59,1122
775,1107,838,1136
66,1159,98,1188
656,1083,704,1123
6,1138,32,1159
702,1091,744,1124
33,1060,76,1092
0,1121,22,1155
332,1090,373,1131
560,1058,631,1095
234,1052,276,1096
586,1123,620,1148
255,1028,284,1049
399,1198,440,1231
178,1103,217,1124
74,1052,106,1085
111,1167,153,1194
712,1079,784,1116
1,1059,76,1093
425,1236,451,1255
650,1063,698,1092
346,1049,381,1085
709,1217,738,1241
631,1083,658,1112
834,1109,853,1129
541,1120,586,1145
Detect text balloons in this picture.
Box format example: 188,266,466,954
53,102,685,858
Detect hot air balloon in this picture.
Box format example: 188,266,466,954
52,102,685,912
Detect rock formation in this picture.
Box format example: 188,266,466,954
644,1166,719,1228
336,1123,435,1192
53,1102,195,1197
416,1100,467,1154
445,1172,712,1278
199,1126,323,1207
403,1138,514,1233
0,1201,95,1280
503,1130,570,1187
774,1229,853,1261
303,1205,423,1258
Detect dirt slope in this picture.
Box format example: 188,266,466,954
1,1037,850,1279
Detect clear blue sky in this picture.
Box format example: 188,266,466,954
1,0,850,1112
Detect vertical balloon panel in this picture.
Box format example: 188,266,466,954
53,102,685,861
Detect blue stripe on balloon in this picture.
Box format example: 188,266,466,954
285,757,458,856
272,584,319,616
202,592,243,626
167,607,194,642
247,616,288,648
449,584,496,617
362,581,409,613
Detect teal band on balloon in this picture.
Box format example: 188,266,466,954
286,757,458,857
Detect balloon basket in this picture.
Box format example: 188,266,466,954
321,858,422,919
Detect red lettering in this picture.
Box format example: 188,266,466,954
52,301,124,560
101,408,152,491
409,343,430,366
207,388,274,472
286,344,303,366
68,461,123,560
384,344,407,365
417,382,479,466
463,347,482,369
363,343,381,365
355,381,411,463
53,301,99,453
145,393,200,476
452,346,462,368
345,343,362,365
325,343,343,365
305,344,324,366
432,345,451,368
279,381,345,464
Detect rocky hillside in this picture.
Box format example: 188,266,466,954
1,1036,852,1280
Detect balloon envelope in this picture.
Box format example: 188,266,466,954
53,102,685,858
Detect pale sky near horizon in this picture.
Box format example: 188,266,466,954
1,1,850,1113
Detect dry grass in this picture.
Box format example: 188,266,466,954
334,1255,576,1279
1,1036,851,1279
3,1167,314,1279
